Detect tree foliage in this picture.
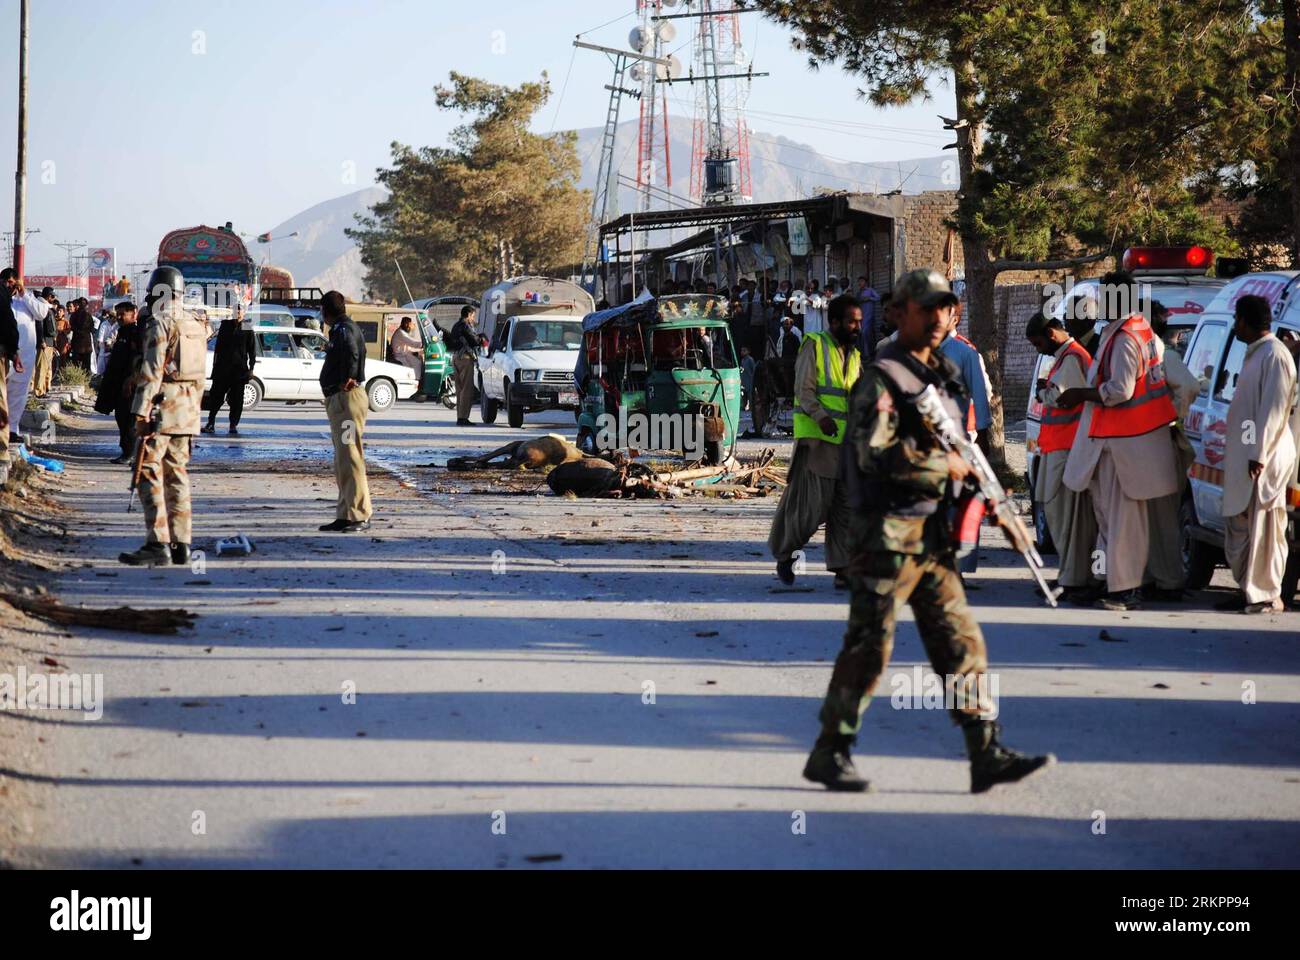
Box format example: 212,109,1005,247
755,0,1291,460
348,73,590,302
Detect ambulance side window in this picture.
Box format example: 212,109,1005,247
1213,335,1247,404
1184,321,1226,397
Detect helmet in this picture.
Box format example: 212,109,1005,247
144,266,184,307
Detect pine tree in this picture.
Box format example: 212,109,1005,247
348,73,590,302
754,0,1276,461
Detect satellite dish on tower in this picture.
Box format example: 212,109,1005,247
629,62,646,82
656,54,684,81
629,26,652,53
656,21,677,44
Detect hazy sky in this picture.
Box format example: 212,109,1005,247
0,0,954,273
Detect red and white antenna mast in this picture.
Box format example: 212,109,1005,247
686,1,757,205
632,1,682,213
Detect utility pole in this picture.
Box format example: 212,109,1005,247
13,0,30,277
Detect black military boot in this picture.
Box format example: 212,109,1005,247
170,543,191,567
964,719,1055,794
803,732,871,792
119,543,172,567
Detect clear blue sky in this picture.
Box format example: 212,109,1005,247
0,0,954,273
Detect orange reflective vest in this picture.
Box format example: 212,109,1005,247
1088,315,1177,439
1038,340,1092,454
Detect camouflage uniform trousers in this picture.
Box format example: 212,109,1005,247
138,434,193,546
818,547,990,737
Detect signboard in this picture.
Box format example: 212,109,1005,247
87,247,116,297
787,217,812,257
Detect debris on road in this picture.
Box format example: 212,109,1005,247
215,535,256,557
1,594,198,635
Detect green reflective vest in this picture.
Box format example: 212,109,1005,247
792,331,862,445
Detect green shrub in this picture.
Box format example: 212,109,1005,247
54,364,91,388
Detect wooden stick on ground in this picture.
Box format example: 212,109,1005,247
2,594,198,635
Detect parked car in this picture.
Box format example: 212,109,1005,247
1024,246,1228,551
1180,270,1300,587
205,322,420,413
476,278,595,428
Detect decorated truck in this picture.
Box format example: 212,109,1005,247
156,223,257,312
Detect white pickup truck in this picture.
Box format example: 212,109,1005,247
475,277,595,428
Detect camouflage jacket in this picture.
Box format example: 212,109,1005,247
842,344,968,555
130,306,208,436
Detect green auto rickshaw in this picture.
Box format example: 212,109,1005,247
575,295,741,465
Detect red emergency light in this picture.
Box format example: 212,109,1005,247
1121,246,1214,274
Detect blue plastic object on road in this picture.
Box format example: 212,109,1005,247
16,444,64,474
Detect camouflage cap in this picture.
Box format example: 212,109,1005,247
897,269,959,309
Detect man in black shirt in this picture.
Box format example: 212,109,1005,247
445,304,481,426
318,291,371,533
203,308,257,436
95,301,144,463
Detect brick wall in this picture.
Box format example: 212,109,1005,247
899,191,962,279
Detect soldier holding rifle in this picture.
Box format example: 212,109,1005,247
119,267,208,568
803,269,1056,794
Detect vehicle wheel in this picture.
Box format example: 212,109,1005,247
506,381,525,429
577,427,597,456
243,379,263,411
441,378,457,411
1180,496,1218,590
704,439,724,466
367,378,396,413
481,379,500,424
1031,499,1056,555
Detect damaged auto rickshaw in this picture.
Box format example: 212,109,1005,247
574,294,741,466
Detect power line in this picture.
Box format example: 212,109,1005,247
575,9,636,39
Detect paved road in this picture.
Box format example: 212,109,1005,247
4,398,1298,868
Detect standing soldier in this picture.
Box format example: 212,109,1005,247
803,269,1054,793
447,305,482,427
1025,313,1099,603
768,294,862,588
119,267,207,567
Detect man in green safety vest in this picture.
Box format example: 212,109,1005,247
768,294,863,588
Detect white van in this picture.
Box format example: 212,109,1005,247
476,277,595,428
1180,271,1300,587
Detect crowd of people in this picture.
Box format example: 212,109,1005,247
771,267,1298,617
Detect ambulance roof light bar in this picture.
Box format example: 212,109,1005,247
1121,246,1214,276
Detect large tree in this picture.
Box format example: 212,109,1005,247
755,0,1275,462
349,73,590,301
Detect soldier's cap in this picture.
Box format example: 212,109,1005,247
897,269,959,309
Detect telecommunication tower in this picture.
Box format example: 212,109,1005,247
685,1,757,205
631,1,684,213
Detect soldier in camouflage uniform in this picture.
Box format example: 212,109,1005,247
120,267,208,568
804,269,1056,794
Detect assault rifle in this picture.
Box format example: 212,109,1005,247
127,394,163,514
914,384,1062,608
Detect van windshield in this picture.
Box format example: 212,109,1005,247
511,319,582,351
